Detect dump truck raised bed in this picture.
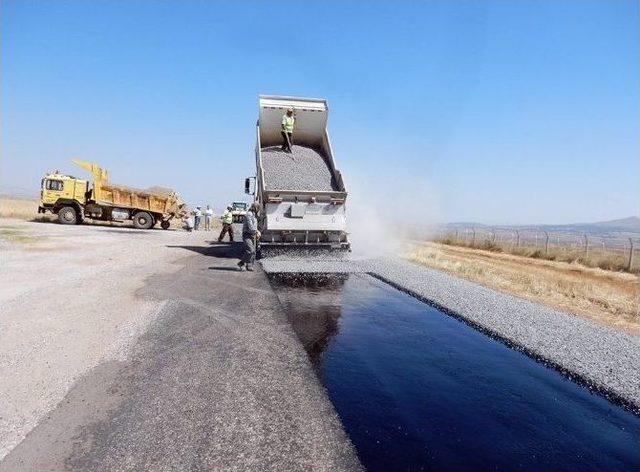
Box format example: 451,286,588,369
39,159,185,229
245,95,349,250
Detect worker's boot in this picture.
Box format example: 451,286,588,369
237,261,245,271
246,264,254,272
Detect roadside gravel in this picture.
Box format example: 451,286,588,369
260,254,640,411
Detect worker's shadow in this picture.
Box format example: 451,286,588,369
166,241,243,258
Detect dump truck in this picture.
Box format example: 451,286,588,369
245,95,349,251
38,159,185,229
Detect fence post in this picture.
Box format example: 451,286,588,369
454,228,458,242
544,231,549,255
628,238,635,271
491,229,496,242
515,230,520,248
471,227,476,246
583,234,589,257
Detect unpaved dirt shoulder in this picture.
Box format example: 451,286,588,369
0,220,211,459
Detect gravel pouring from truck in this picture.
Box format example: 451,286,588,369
39,159,185,229
245,95,349,250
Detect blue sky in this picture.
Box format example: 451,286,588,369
2,0,638,224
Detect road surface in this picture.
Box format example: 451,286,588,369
0,220,361,471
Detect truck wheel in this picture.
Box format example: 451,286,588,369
133,212,154,229
58,206,77,225
161,220,170,230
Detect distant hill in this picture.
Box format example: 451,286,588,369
583,216,640,232
443,216,640,236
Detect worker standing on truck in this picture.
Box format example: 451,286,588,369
281,108,295,153
237,203,261,271
218,206,235,242
204,205,214,231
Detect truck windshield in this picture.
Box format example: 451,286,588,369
234,203,247,210
46,180,64,191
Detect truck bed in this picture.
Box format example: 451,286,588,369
261,144,339,192
95,183,183,215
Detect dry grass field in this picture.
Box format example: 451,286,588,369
407,242,640,334
437,236,636,273
0,197,43,220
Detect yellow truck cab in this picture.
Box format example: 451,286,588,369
39,160,185,229
40,172,89,224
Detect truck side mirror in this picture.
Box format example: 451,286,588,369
245,177,255,195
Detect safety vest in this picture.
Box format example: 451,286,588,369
282,115,295,133
222,210,233,224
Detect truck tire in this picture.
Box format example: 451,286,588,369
133,212,154,230
58,206,77,225
161,220,170,230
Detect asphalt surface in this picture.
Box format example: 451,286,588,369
261,254,640,412
1,238,361,472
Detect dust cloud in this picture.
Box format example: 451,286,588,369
345,171,440,258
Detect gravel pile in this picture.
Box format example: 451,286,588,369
261,145,338,191
260,254,640,411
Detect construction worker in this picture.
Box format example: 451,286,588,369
193,206,202,231
183,215,194,232
218,206,234,242
281,108,295,153
237,202,261,271
204,205,214,231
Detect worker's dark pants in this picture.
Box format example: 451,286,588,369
218,223,234,242
242,235,256,267
281,131,293,152
194,216,201,231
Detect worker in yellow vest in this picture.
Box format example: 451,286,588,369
281,108,295,153
218,206,234,242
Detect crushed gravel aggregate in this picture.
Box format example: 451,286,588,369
260,254,640,412
261,145,338,191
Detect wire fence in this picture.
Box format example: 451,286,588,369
429,226,640,272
